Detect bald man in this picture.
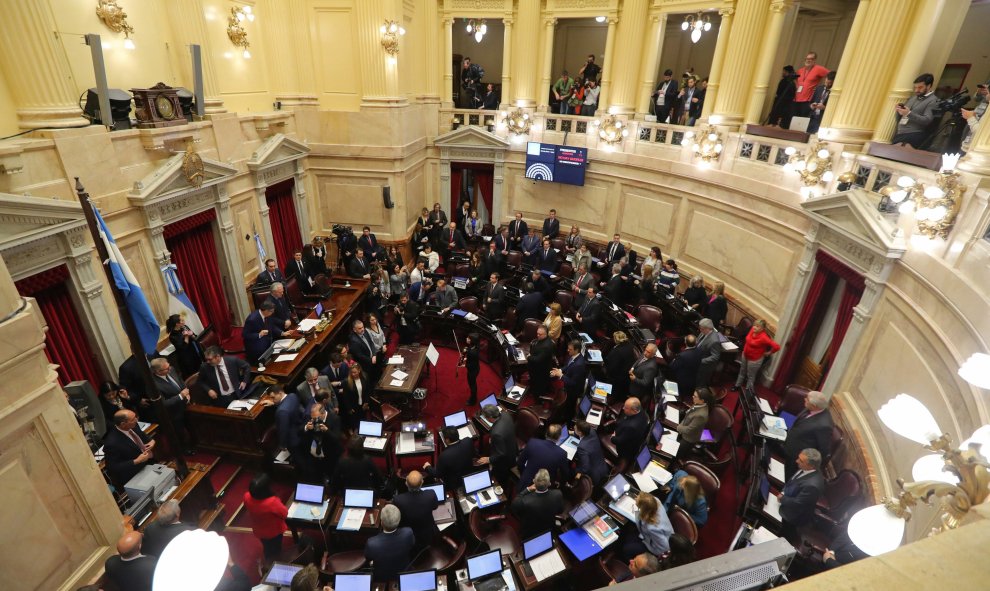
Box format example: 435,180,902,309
103,409,155,486
609,552,660,584
393,470,439,549
104,531,157,591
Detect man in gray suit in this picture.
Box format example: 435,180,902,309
629,343,660,401
571,264,595,307
149,357,193,454
296,367,336,412
695,318,722,388
433,278,459,313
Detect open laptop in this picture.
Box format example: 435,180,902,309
262,562,304,589
295,482,324,506
590,379,610,404
399,569,437,591
557,425,580,461
559,500,619,561
358,420,388,450
650,419,664,445
423,483,445,502
605,473,640,520
444,410,473,441
637,445,673,488
425,483,455,525
504,375,525,400
337,488,374,531
464,468,499,508
334,573,372,591
479,393,499,409
287,482,330,521
522,530,566,581
467,549,508,591
580,395,602,426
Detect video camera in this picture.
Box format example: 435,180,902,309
331,224,353,236
937,88,970,115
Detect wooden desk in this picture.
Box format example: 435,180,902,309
186,395,275,462
143,458,222,531
511,543,571,590
286,493,336,543
392,429,436,472
455,482,508,515
256,277,369,381
328,497,385,534
454,556,518,591
377,345,428,395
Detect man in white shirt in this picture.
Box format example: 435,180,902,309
583,80,600,117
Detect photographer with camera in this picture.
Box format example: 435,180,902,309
461,57,485,108
395,292,420,345
961,82,989,153
891,73,937,149
304,391,342,483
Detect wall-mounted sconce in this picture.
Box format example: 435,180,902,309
683,126,723,167
380,20,406,55
227,6,254,58
784,142,834,187
501,107,533,142
594,114,628,148
95,0,136,49
884,154,966,240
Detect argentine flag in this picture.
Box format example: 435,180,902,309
93,205,162,354
161,263,205,335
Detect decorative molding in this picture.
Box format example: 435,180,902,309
246,133,310,181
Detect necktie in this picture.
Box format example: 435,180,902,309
126,428,144,450
610,243,616,260
217,364,230,392
581,301,589,315
451,230,455,241
579,274,586,287
166,373,178,388
298,261,304,275
269,272,275,281
311,383,318,398
514,223,519,237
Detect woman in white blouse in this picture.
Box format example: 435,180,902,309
365,314,387,357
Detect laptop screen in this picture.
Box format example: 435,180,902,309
343,488,374,508
358,421,383,437
263,562,303,586
557,425,570,445
569,500,598,524
295,483,324,504
604,474,631,501
335,573,372,591
467,549,502,580
399,570,437,591
636,446,652,473
579,395,591,416
479,393,499,409
523,531,553,560
651,419,663,443
315,302,324,316
423,484,445,502
444,410,468,427
463,469,492,494
504,375,515,392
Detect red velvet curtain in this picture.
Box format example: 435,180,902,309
450,168,463,213
820,281,864,377
474,169,494,222
15,265,104,389
265,179,303,266
165,214,233,339
772,263,831,391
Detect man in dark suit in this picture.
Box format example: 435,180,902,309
198,345,252,406
425,426,475,490
481,272,506,319
455,200,472,232
651,69,679,123
807,71,835,134
571,264,594,307
695,318,722,388
442,221,466,259
104,531,156,591
537,238,558,273
528,269,551,298
349,319,382,383
284,250,316,293
575,286,602,336
521,229,541,267
542,209,560,240
255,258,285,287
484,240,505,277
782,390,834,480
573,420,608,487
148,357,192,452
508,212,528,249
604,264,624,306
358,226,382,261
629,344,659,401
601,233,626,269
493,227,510,257
778,448,826,540
511,469,564,538
348,249,372,279
551,339,588,422
393,471,440,549
515,283,546,328
527,325,556,398
104,409,154,486
667,335,702,401
338,229,358,270
271,385,309,470
141,499,193,557
433,278,458,312
243,301,283,365
365,504,416,582
611,397,649,465
517,424,571,491
481,404,518,487
265,282,295,329
296,366,335,410
323,352,350,397
395,292,421,346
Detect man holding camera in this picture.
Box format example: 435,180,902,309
891,73,937,149
962,82,989,153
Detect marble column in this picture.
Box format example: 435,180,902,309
501,18,514,109
254,184,278,263
0,1,88,128
744,1,793,125
819,0,921,148
263,0,318,109
511,0,540,108
164,0,227,114
292,165,312,242
598,17,620,111
919,0,970,81
442,18,454,107
355,0,405,107
213,187,250,319
701,7,735,121
636,14,667,116
608,0,650,115
538,18,558,112
710,0,771,128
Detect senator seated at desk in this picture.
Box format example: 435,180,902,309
104,409,155,486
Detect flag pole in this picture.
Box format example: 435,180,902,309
75,178,189,478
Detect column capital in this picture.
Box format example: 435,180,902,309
719,7,735,17
543,17,558,28
770,0,793,13
608,17,619,25
441,17,453,26
502,17,514,27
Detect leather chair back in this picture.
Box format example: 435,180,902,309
506,251,524,269
669,505,698,544
557,261,574,278
550,238,566,253
285,276,306,306
452,263,471,278
732,316,754,340
680,460,721,506
251,289,271,310
197,324,219,351
458,296,479,313
515,408,542,444
776,384,810,416
820,469,863,521
553,290,574,314
410,535,466,575
520,318,543,342
636,305,663,334
482,223,496,236
704,404,734,445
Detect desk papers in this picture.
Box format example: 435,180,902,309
364,436,388,450
397,432,415,454
663,381,679,397
763,494,782,522
297,319,319,331
643,461,673,485
760,416,788,441
457,426,473,440
631,471,659,493
658,434,681,457
337,508,366,531
586,349,603,363
389,378,405,387
530,549,566,582
751,526,779,545
664,407,681,423
768,458,786,482
721,341,740,352
391,369,409,379
610,494,639,521
274,353,297,363
757,397,774,414
288,500,328,521
426,343,440,366
387,355,405,365
274,449,291,464
227,399,257,411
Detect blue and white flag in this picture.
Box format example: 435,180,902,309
161,263,204,335
93,205,161,354
254,232,267,272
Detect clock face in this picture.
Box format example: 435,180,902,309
155,95,175,119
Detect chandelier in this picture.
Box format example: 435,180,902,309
681,12,712,44
683,126,723,167
593,114,628,148
466,19,487,43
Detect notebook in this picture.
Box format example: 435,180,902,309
359,420,388,449
337,488,373,531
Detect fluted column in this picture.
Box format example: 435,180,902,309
263,0,318,108
710,0,771,127
500,18,514,109
870,0,949,142
422,1,441,102
355,0,405,107
958,111,990,174
0,2,88,128
744,1,793,124
608,0,649,115
164,0,226,114
538,18,558,111
701,7,734,120
820,0,919,147
636,14,667,116
512,1,541,107
442,17,453,106
598,17,620,110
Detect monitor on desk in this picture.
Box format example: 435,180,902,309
258,341,277,365
479,393,498,409
343,488,374,508
295,482,325,505
443,410,468,427
523,530,554,560
334,573,372,591
651,419,664,444
263,562,304,587
604,474,632,501
463,469,493,494
399,569,437,591
315,302,324,316
358,420,383,437
636,446,653,473
423,483,445,502
467,549,503,581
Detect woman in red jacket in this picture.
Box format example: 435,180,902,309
243,473,288,566
734,319,780,393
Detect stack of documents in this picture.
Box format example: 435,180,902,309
760,416,788,440
664,407,681,423
397,432,415,454
364,436,388,450
388,355,405,365
663,381,679,397
658,434,681,456
337,508,366,530
631,471,659,492
768,458,786,482
297,319,319,331
643,461,673,485
763,494,782,522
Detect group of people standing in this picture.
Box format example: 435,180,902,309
766,51,833,133
551,54,603,116
652,69,708,127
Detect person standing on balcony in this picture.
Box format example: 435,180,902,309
652,69,679,123
554,70,574,114
793,51,830,119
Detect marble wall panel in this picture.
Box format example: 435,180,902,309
619,189,677,249
506,168,610,231
234,204,257,280
311,3,361,111
315,174,389,233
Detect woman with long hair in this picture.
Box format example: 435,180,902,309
622,492,674,559
543,302,563,342
564,225,583,253
166,313,202,378
460,332,481,405
340,364,369,430
706,281,728,329
663,472,709,526
682,275,707,314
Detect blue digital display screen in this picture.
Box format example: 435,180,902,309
525,142,588,186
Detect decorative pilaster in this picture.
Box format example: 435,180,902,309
608,0,649,115
501,18,514,109
263,0,318,108
164,0,227,114
744,0,793,124
442,18,454,107
710,0,771,128
213,186,250,319
636,14,667,116
355,0,405,107
422,1,441,102
0,1,88,128
538,18,558,111
511,0,540,108
598,17,620,110
255,185,278,264
701,7,734,121
292,167,312,242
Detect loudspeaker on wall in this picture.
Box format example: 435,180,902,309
383,186,395,209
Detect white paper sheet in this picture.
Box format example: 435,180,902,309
663,381,679,397
631,471,659,492
388,355,405,364
644,461,673,485
297,319,319,331
751,526,779,545
338,508,367,530
274,353,298,363
274,449,291,464
665,407,681,423
769,458,786,482
426,343,440,366
392,369,409,379
397,432,415,454
763,494,782,522
659,434,680,457
389,378,405,387
757,398,774,414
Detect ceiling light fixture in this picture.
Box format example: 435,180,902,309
681,12,712,44
466,19,488,43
